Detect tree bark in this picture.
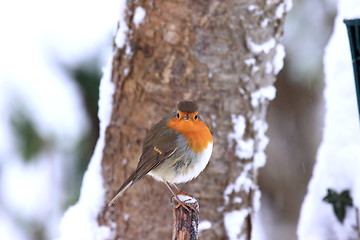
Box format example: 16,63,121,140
98,0,288,239
172,195,199,240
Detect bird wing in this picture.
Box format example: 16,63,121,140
108,146,176,206
108,114,178,206
132,113,179,182
132,145,177,183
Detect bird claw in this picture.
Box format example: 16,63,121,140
171,194,199,213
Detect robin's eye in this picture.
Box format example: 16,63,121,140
176,113,180,119
194,115,198,120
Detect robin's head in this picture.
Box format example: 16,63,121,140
168,100,212,152
175,101,199,121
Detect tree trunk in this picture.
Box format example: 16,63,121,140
98,0,289,239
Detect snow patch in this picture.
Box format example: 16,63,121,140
58,58,115,240
228,115,246,141
253,190,262,211
224,164,254,205
224,209,251,240
123,213,130,222
234,197,243,204
265,62,273,74
228,115,255,159
244,58,256,66
273,44,286,74
261,18,270,28
253,119,269,156
275,3,286,19
247,38,276,55
198,220,212,232
0,212,26,240
284,0,294,13
133,6,146,28
251,65,260,73
2,157,59,221
248,5,258,11
251,85,276,108
115,1,129,48
177,194,197,204
210,114,217,128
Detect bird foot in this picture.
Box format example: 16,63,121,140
171,194,199,213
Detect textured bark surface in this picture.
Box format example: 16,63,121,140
172,197,199,240
98,0,287,239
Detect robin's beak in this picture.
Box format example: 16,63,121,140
183,115,190,120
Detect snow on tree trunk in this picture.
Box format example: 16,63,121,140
59,0,290,240
58,60,115,239
297,1,360,240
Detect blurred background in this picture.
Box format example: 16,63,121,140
0,0,337,239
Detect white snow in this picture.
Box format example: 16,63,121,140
253,119,269,169
125,43,132,55
0,0,121,238
123,213,130,222
225,81,278,240
297,0,360,239
1,156,61,221
275,1,292,19
224,164,254,205
272,44,286,74
261,18,270,28
133,7,146,28
58,59,115,240
234,197,243,204
0,212,26,240
177,194,197,204
251,85,277,108
252,189,262,212
228,115,246,144
115,0,129,48
251,65,260,74
224,209,251,240
228,115,255,159
275,3,286,19
244,58,256,66
285,0,293,12
248,5,258,12
251,209,266,240
247,38,276,55
210,114,217,128
265,62,273,73
238,139,255,159
198,220,212,232
253,151,266,169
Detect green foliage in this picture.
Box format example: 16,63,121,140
11,112,46,162
323,188,353,223
61,61,101,208
71,63,101,134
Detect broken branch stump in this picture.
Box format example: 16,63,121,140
172,195,199,240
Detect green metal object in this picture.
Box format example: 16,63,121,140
344,19,360,120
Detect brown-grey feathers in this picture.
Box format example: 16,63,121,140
177,101,198,113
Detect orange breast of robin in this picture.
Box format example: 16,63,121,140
167,116,213,153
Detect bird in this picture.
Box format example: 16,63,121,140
108,100,213,208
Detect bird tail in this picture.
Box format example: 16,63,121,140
108,173,135,207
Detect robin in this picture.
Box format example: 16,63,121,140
108,100,213,208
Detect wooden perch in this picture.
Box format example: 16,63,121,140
172,195,199,240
